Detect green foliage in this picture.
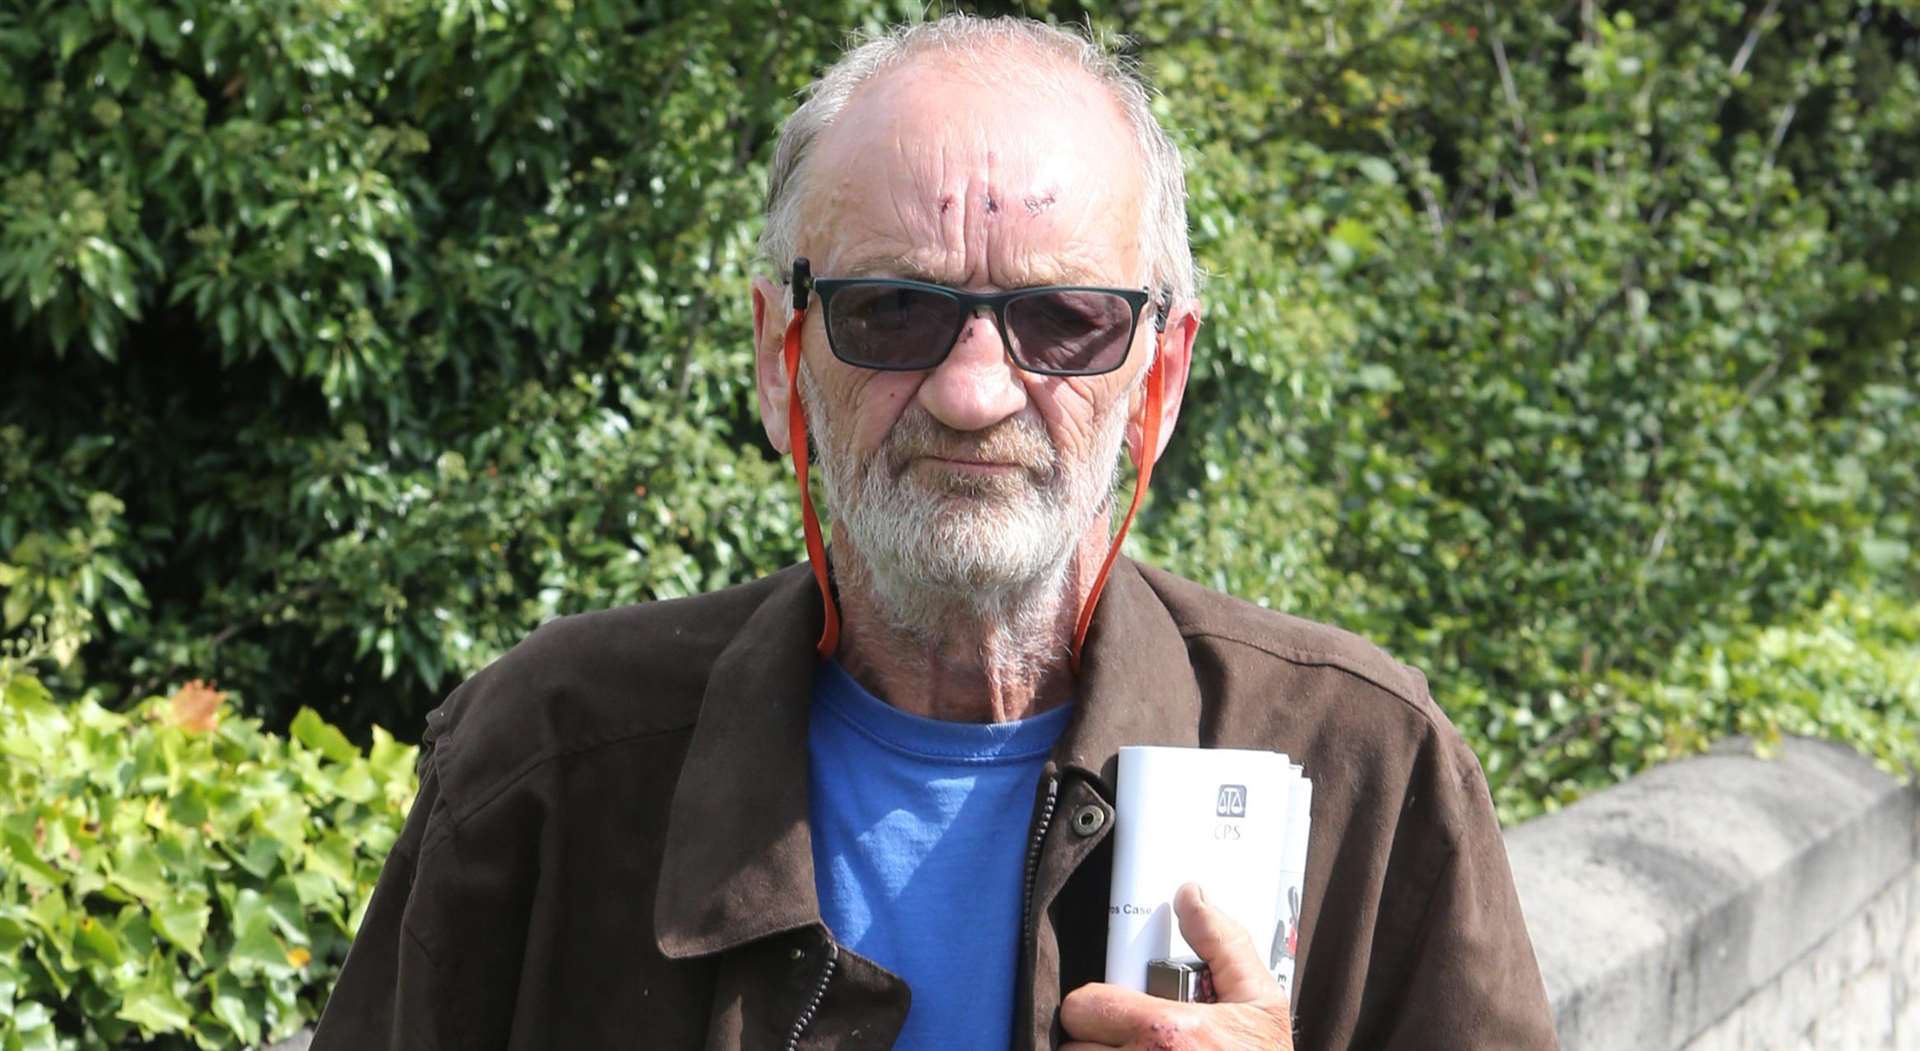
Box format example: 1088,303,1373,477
0,426,147,671
0,660,415,1049
1,1,1915,798
0,0,882,736
1462,579,1920,821
1644,583,1919,779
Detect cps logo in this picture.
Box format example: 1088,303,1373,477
1215,784,1247,818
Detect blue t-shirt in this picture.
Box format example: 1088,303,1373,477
807,660,1072,1049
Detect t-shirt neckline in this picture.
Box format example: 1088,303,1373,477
812,658,1074,764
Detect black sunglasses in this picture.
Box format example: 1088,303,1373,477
788,258,1165,377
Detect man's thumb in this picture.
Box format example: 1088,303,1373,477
1173,882,1281,1004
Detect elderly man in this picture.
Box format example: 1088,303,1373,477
314,15,1556,1051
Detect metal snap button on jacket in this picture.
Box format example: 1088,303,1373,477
1070,803,1107,837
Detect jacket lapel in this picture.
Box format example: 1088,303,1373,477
654,564,827,960
1055,558,1205,787
1011,559,1207,1048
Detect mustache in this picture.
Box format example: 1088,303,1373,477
882,411,1057,478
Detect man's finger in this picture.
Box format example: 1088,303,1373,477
1173,882,1283,1004
1060,981,1174,1045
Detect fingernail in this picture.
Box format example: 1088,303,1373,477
1195,884,1207,905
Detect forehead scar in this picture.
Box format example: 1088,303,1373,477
984,193,999,214
938,194,955,215
1022,192,1057,215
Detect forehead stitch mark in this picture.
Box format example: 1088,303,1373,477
983,193,999,214
1022,192,1057,215
938,194,956,215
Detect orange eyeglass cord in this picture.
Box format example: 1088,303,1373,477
780,305,1165,675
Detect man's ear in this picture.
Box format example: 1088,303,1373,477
1127,296,1200,465
751,275,793,455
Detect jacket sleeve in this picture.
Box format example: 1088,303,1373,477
1377,737,1560,1049
310,760,450,1050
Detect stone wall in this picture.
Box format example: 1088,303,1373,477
1682,867,1917,1050
1506,737,1920,1051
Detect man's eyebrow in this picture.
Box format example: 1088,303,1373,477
838,255,938,281
833,256,1118,287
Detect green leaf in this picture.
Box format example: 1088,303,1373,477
229,832,285,880
115,967,193,1033
305,830,356,886
290,707,359,763
108,840,170,902
211,976,265,1046
0,914,29,955
152,889,211,962
73,914,126,967
1356,156,1398,185
1,830,63,890
227,910,294,981
367,724,418,782
264,876,310,943
331,760,377,803
4,672,57,717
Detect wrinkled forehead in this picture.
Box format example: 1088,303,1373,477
796,55,1149,289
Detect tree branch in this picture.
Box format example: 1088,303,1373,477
1728,0,1783,79
1381,126,1447,246
1487,23,1541,199
1763,98,1799,169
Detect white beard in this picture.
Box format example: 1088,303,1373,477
802,368,1131,647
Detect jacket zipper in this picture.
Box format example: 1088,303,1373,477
783,936,838,1051
1014,774,1060,1050
1020,775,1060,952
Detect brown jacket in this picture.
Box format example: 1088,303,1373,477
312,559,1557,1049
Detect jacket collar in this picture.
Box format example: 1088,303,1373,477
1054,558,1203,789
654,563,825,959
652,557,1203,959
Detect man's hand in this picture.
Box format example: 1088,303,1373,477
1061,883,1295,1050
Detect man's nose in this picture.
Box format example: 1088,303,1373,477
916,309,1027,432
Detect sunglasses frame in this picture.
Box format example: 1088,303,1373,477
789,257,1164,377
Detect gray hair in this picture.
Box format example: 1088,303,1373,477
759,14,1197,304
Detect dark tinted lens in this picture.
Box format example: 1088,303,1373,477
826,284,964,369
1003,290,1137,374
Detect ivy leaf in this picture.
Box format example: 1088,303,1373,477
367,725,419,783
264,877,310,944
107,841,169,903
2,830,63,891
290,707,360,764
0,915,30,955
73,913,126,966
151,890,211,963
114,967,193,1034
211,977,265,1046
227,915,295,981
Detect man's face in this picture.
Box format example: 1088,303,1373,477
775,58,1158,612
